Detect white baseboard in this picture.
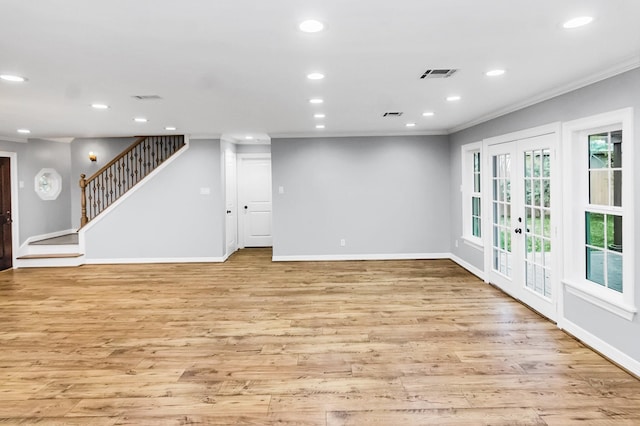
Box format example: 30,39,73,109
558,316,640,378
272,252,450,262
86,256,226,265
449,253,485,281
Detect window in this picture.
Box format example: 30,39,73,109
562,108,636,320
585,130,623,292
471,151,482,238
461,142,482,247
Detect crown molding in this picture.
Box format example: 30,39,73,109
271,129,449,139
0,135,28,143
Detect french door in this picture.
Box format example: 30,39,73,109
485,132,557,321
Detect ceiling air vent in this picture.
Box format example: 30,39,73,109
382,112,403,117
420,69,458,79
132,95,163,100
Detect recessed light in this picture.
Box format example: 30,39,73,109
307,72,325,80
406,123,416,127
165,126,177,131
446,95,461,102
245,136,254,140
563,16,593,29
0,74,27,82
134,117,148,123
422,112,435,117
316,124,325,129
309,98,324,104
486,69,505,77
91,103,109,109
299,20,324,33
17,129,31,134
314,113,326,118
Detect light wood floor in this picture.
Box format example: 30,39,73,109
1,249,639,425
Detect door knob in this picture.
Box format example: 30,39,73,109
515,228,522,234
244,206,248,209
226,210,231,214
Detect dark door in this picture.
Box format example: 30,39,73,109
0,158,12,270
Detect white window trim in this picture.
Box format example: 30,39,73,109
563,279,636,321
461,141,483,248
561,108,636,321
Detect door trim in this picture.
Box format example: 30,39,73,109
236,153,272,249
0,152,19,270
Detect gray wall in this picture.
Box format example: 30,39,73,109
70,137,136,229
448,67,640,362
84,139,224,260
271,135,450,257
23,139,72,241
0,138,71,245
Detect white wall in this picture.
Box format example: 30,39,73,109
84,139,225,261
271,135,450,259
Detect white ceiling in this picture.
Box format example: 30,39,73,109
1,0,639,143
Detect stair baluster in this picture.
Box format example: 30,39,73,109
79,135,185,228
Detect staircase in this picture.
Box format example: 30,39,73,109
16,135,186,268
16,232,84,267
80,135,185,227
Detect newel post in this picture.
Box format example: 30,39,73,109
79,174,88,227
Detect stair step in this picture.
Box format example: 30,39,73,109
17,253,84,260
29,233,79,245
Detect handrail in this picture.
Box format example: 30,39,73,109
79,135,185,228
85,136,146,182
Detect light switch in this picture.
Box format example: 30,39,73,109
199,187,211,195
19,181,24,188
278,186,284,194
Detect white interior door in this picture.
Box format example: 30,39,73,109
485,132,557,321
238,155,272,247
224,150,237,256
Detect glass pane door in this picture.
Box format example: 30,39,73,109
492,153,512,277
523,149,552,298
485,132,557,322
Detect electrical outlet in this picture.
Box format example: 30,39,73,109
454,239,459,248
340,238,346,247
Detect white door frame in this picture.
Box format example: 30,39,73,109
224,149,238,258
237,153,272,248
482,123,562,321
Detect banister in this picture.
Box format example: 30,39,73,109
80,173,88,227
85,136,146,182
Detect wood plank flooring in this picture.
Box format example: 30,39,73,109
1,248,639,425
